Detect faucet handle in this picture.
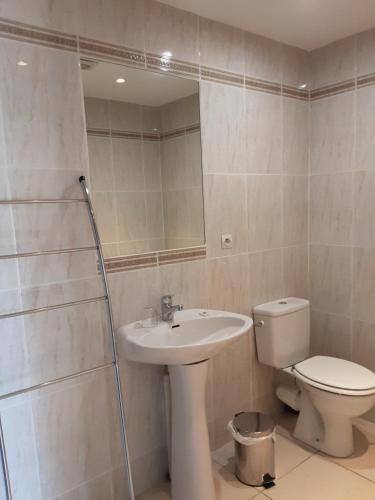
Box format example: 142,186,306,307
161,294,174,305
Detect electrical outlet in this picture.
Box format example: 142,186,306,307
221,234,233,249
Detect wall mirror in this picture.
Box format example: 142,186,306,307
81,59,205,258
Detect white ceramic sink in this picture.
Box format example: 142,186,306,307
116,308,253,365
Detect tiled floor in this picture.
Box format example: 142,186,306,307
137,412,375,500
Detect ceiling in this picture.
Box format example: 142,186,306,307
159,0,375,50
81,60,198,106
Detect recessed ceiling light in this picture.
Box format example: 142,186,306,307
116,77,126,84
298,83,307,89
17,60,28,67
161,50,173,59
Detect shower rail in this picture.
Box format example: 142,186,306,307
0,177,135,500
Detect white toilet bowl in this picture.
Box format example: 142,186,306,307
291,356,375,457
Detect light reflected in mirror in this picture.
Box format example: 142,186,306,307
81,59,205,258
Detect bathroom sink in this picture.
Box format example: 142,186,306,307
116,308,253,365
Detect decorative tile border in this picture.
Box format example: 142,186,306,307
0,16,321,101
310,79,356,100
78,36,145,69
357,72,375,89
0,17,77,51
282,84,309,101
105,245,206,273
246,76,281,95
146,53,200,79
201,66,244,87
86,124,200,142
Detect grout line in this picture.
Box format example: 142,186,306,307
317,451,375,486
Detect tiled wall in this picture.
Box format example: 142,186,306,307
0,0,312,497
309,30,375,378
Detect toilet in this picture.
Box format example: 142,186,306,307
253,297,375,458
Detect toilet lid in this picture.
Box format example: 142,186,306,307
294,356,375,393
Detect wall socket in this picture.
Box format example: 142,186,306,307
221,234,233,249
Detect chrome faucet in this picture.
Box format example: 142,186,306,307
161,294,184,323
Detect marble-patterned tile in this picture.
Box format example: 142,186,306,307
212,333,252,425
282,97,309,175
109,101,142,133
0,206,16,255
283,245,309,299
200,17,245,74
247,175,283,252
145,1,199,64
204,174,247,257
245,89,282,173
112,138,144,192
159,259,208,309
141,105,161,133
160,93,199,132
310,35,356,89
310,173,353,245
55,471,115,500
356,86,375,171
283,176,308,246
352,171,375,247
282,44,310,89
11,203,94,254
108,266,160,327
310,92,355,174
116,192,147,241
353,248,375,323
76,0,145,52
92,191,118,244
145,191,164,240
160,136,187,191
352,320,375,372
245,32,282,82
310,245,351,315
207,254,250,315
200,82,246,174
143,141,162,192
0,39,86,171
356,28,375,77
310,310,351,360
84,97,110,130
249,249,284,310
131,446,168,497
87,136,114,192
119,359,165,461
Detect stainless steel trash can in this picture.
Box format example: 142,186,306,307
228,412,275,488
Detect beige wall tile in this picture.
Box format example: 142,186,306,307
353,170,375,247
87,136,114,192
116,192,147,241
207,254,250,314
204,174,247,257
284,245,309,298
245,32,282,82
310,35,356,89
283,98,309,175
145,1,199,63
310,245,351,315
143,141,162,192
249,249,284,309
159,260,208,309
112,138,144,192
353,248,375,323
282,44,310,88
310,92,355,174
283,176,308,246
199,17,245,74
352,320,375,371
109,101,142,132
310,310,351,360
246,89,282,173
310,173,352,245
92,192,118,243
85,97,110,129
356,86,375,171
145,191,164,240
200,82,246,174
247,175,283,251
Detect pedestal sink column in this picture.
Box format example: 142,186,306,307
169,360,215,500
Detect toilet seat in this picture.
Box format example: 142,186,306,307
293,355,375,396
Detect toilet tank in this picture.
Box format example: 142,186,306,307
253,298,310,369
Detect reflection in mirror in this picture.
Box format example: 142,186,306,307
81,60,205,258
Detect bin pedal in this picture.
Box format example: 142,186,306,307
262,473,275,489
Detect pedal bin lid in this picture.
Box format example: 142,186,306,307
233,412,274,438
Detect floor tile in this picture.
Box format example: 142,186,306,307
264,454,375,500
325,428,375,483
213,462,259,499
137,482,170,500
